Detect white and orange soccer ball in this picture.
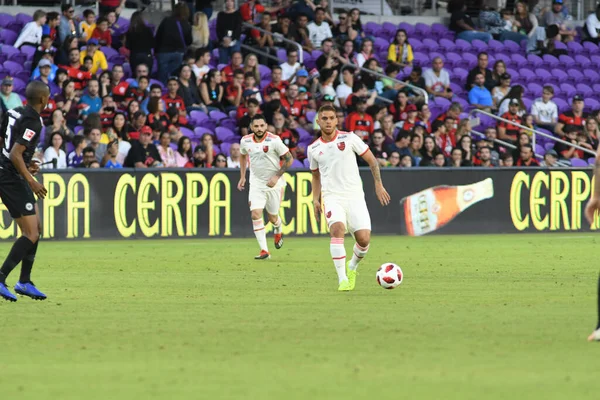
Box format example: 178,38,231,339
376,263,403,289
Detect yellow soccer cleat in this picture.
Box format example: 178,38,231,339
338,279,351,292
347,263,358,291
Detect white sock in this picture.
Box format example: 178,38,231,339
349,243,369,271
273,216,282,234
253,219,268,252
330,237,347,283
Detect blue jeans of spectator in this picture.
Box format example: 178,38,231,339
218,42,241,65
381,89,398,102
157,52,183,84
457,30,493,43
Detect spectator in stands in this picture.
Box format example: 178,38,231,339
239,98,261,136
85,127,108,164
530,85,558,130
544,0,577,42
360,58,383,93
280,49,301,83
419,104,432,133
497,85,525,116
33,59,59,94
498,98,522,142
317,70,339,107
238,55,258,86
339,39,357,65
457,135,474,164
14,10,46,49
403,66,426,104
584,117,600,150
583,5,600,44
125,12,155,75
79,9,96,44
58,4,79,46
416,136,437,166
190,12,210,52
490,60,507,87
332,11,358,46
74,146,96,168
79,39,107,75
222,51,243,84
369,130,389,166
346,97,374,142
239,0,281,24
432,120,454,156
156,131,177,167
468,73,493,111
424,57,452,100
43,12,60,44
178,65,203,113
512,132,532,160
155,3,192,84
466,52,494,91
200,69,225,111
125,126,163,168
514,143,539,166
222,69,244,110
396,104,419,131
448,0,492,43
407,133,423,164
385,152,401,167
227,143,241,168
263,66,289,102
126,76,149,104
62,48,92,91
541,149,559,167
448,148,464,167
80,78,102,117
96,71,111,99
387,29,413,67
336,66,354,108
67,135,85,167
281,84,305,122
190,49,211,84
103,140,123,169
247,13,278,67
315,39,340,74
1,78,24,110
212,153,227,168
355,39,375,68
111,65,130,106
476,146,494,168
174,136,193,167
45,109,74,147
216,0,243,65
91,17,112,47
491,73,511,110
108,112,129,142
43,132,67,169
32,35,56,73
555,95,588,137
348,8,367,45
308,7,333,49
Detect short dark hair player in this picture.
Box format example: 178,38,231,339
0,81,49,302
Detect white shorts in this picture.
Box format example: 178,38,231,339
323,196,371,233
249,186,284,215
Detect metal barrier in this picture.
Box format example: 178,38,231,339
470,108,596,157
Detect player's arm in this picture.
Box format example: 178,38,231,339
311,167,322,221
361,149,391,206
267,150,293,188
237,149,247,191
10,143,47,198
585,141,600,224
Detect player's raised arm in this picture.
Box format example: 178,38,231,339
585,141,600,224
360,149,390,206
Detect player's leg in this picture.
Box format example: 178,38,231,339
346,199,372,290
589,272,600,341
249,188,270,259
14,204,46,299
265,187,284,249
324,200,350,291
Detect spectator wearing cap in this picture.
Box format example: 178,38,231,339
346,97,374,143
307,7,333,49
192,145,212,168
0,78,22,111
58,4,80,46
544,0,577,42
498,99,523,142
466,52,494,91
33,59,60,95
14,10,46,49
555,95,589,138
295,69,310,95
423,57,453,100
79,39,107,75
541,149,559,167
491,73,511,110
583,5,600,44
396,104,419,132
530,85,558,130
280,48,302,83
468,73,493,111
125,126,164,168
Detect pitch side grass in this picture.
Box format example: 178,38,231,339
0,234,597,400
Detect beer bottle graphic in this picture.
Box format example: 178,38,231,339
401,178,494,236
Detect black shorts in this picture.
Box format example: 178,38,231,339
0,171,36,219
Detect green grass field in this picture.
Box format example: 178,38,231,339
0,234,598,399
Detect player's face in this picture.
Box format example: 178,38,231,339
251,120,267,138
317,110,338,135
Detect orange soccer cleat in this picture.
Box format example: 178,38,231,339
254,250,271,260
274,233,283,249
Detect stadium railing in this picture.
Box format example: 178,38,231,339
470,109,596,158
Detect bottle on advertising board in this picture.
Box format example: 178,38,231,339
401,178,494,236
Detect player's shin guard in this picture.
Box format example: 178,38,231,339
252,219,269,252
330,238,347,283
272,216,282,234
19,240,38,283
349,243,369,271
0,236,34,284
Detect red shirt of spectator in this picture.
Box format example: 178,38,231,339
389,103,408,122
92,18,112,47
395,104,418,132
280,87,304,119
221,52,243,85
515,146,540,167
436,111,460,129
40,99,57,123
558,97,589,134
59,65,91,90
263,67,288,101
346,101,374,142
162,83,189,126
239,0,265,23
498,110,522,141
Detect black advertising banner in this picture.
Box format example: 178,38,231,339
0,168,597,241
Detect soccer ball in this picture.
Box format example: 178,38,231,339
376,263,403,289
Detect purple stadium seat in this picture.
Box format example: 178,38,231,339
220,118,237,132
258,64,271,80
558,54,576,68
209,110,227,121
374,37,390,52
276,48,286,61
20,45,35,61
291,159,303,169
449,82,464,95
463,53,478,68
224,135,240,144
554,97,569,112
487,39,504,52
576,83,592,96
422,38,439,52
431,23,448,34
527,83,543,97
535,144,545,155
6,21,23,34
574,54,591,68
445,52,464,68
503,40,520,53
536,69,552,83
571,158,588,167
306,110,316,123
15,13,32,25
585,69,600,83
190,110,208,125
544,142,555,151
295,127,312,141
439,38,456,52
0,13,14,27
494,53,510,64
554,40,568,51
543,54,559,68
570,70,585,84
220,143,231,156
364,22,380,36
552,68,571,84
519,69,536,83
180,127,194,138
3,60,22,75
168,143,177,151
526,54,543,69
194,126,214,138
412,52,428,67
559,83,576,98
215,127,235,142
398,22,414,36
583,41,600,55
568,41,584,55
415,23,431,36
455,39,472,52
0,30,17,45
585,98,600,111
303,158,310,168
506,68,519,79
510,53,527,68
382,22,397,37
452,67,468,84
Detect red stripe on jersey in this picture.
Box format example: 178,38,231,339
332,256,346,260
358,148,369,157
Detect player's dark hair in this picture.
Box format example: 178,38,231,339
250,114,268,125
25,80,50,104
82,146,95,155
318,104,336,115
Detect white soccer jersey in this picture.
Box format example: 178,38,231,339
240,133,290,191
308,130,369,200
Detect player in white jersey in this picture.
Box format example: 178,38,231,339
308,105,391,291
238,115,293,260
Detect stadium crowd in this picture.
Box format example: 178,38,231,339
0,0,597,170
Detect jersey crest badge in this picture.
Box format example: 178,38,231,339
326,211,332,218
337,141,345,151
263,146,269,153
23,129,36,142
